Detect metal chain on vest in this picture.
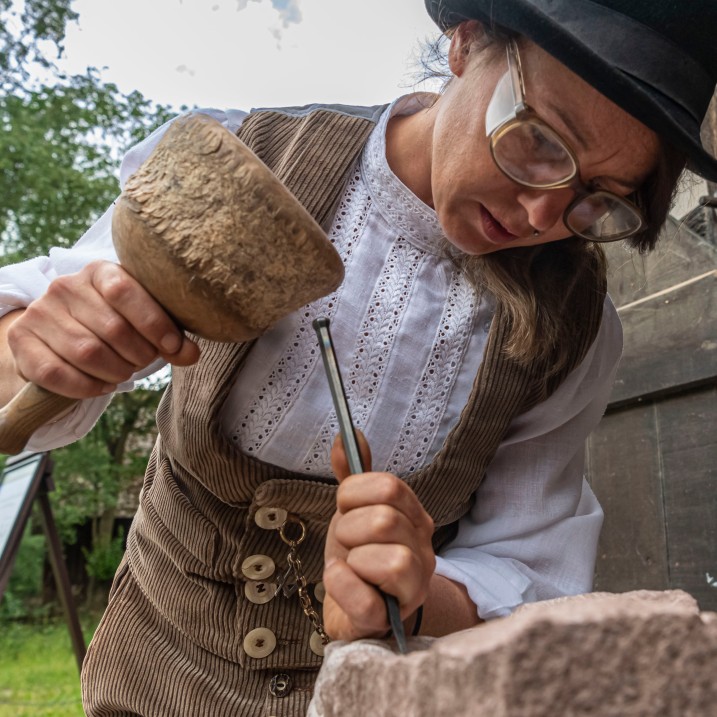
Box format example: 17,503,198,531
279,516,331,645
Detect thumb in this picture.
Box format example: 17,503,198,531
161,334,202,367
330,431,372,482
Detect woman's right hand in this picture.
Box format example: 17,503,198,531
5,260,200,400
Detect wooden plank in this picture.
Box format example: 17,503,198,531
37,478,86,672
586,405,669,593
610,272,717,405
658,387,717,611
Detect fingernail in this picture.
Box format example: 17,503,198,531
161,333,181,353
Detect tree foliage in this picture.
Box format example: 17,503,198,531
0,0,78,92
51,388,163,604
0,77,176,264
1,1,178,265
1,1,177,610
51,390,162,545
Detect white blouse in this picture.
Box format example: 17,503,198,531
0,96,621,620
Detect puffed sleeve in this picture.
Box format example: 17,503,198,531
0,108,248,451
434,296,622,619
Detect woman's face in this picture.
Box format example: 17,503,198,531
405,22,661,256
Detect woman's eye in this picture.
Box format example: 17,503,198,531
529,126,549,149
524,125,566,160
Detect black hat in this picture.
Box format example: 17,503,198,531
425,0,717,181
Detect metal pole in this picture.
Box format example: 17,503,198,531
36,462,86,674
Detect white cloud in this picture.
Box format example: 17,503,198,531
270,0,302,26
234,0,300,27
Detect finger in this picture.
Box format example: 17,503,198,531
334,504,421,550
25,281,157,385
336,472,434,533
9,331,117,398
12,301,134,391
42,275,160,376
330,430,372,481
64,262,200,370
89,262,189,359
345,543,431,610
323,559,389,638
160,335,201,366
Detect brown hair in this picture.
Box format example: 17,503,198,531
418,27,687,372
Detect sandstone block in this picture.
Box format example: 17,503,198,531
308,590,717,717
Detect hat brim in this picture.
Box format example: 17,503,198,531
425,0,717,181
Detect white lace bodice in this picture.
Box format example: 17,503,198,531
221,96,489,477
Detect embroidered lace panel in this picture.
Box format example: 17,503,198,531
386,269,477,475
300,236,426,473
230,168,369,454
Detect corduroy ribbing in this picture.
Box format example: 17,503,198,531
83,558,316,716
82,104,607,716
237,108,386,231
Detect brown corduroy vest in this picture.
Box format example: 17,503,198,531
124,104,606,675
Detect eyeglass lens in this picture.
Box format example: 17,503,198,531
492,120,577,188
565,192,643,241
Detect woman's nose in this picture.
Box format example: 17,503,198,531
516,187,574,233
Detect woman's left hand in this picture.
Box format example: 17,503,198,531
322,433,436,641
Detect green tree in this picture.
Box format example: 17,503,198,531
0,78,177,264
51,386,164,605
1,0,178,265
0,0,78,93
1,0,178,611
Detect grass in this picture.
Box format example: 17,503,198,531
0,616,100,717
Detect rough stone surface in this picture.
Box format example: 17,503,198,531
307,590,717,717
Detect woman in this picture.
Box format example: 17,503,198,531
0,0,715,714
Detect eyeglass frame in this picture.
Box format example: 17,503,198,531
487,37,647,243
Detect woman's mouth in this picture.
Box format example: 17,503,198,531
480,205,519,244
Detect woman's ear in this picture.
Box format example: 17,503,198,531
447,20,483,76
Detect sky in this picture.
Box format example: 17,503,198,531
41,0,709,214
57,0,442,111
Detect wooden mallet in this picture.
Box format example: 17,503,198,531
0,113,344,455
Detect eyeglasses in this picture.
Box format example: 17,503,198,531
485,39,646,242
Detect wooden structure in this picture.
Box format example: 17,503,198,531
586,217,717,610
0,452,86,671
